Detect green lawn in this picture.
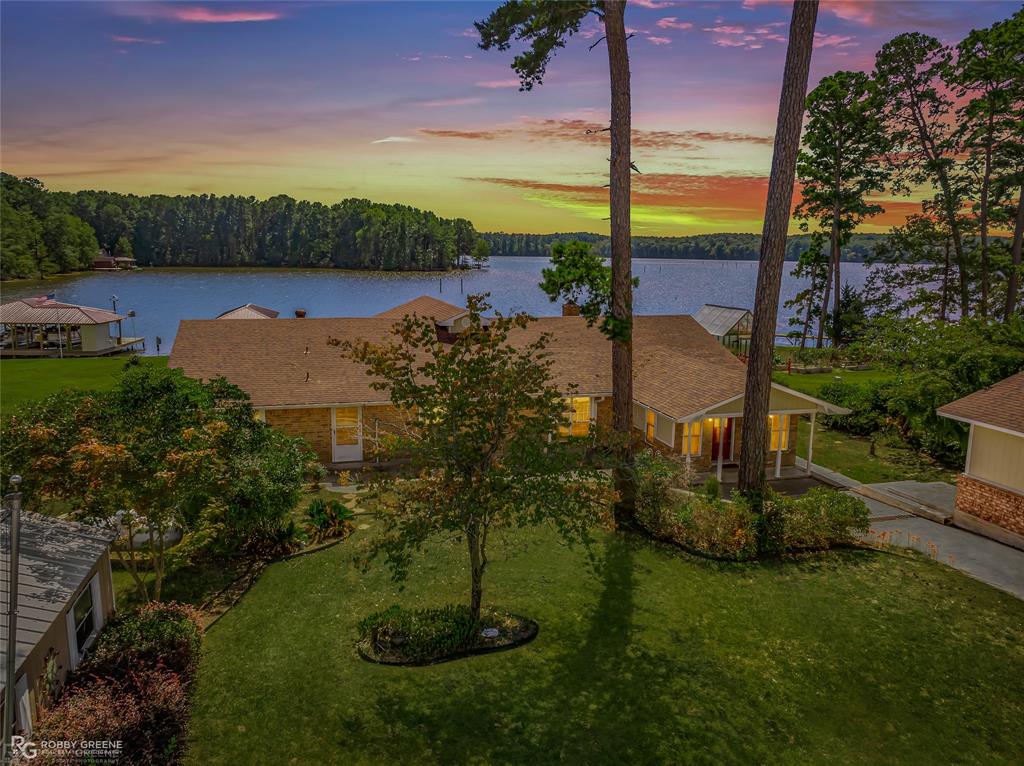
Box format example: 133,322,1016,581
774,368,956,484
0,356,167,415
189,523,1024,766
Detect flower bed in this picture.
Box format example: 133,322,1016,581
32,602,202,766
356,605,538,666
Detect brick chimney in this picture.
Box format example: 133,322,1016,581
562,302,581,317
294,309,307,318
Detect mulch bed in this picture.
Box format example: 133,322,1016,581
357,612,539,667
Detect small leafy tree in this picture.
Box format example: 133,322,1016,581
540,240,638,334
1,362,316,601
338,295,613,620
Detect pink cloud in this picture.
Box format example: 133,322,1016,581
417,97,483,108
703,25,746,34
629,0,674,8
110,34,164,45
647,36,672,45
111,4,285,24
657,17,693,31
814,32,858,48
453,28,480,39
475,79,522,89
712,38,748,47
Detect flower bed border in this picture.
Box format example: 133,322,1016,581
356,615,539,667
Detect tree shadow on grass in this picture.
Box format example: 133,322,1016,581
341,533,773,765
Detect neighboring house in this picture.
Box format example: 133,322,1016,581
693,304,753,353
938,371,1024,550
0,296,145,357
216,303,280,320
170,296,846,477
0,513,116,736
92,253,137,271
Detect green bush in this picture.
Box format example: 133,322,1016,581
818,380,892,437
358,604,481,662
78,601,203,682
676,497,758,560
641,487,869,561
305,497,355,542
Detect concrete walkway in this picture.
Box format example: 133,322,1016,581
857,493,1024,600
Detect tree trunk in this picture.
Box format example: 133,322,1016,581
466,521,486,621
604,0,636,525
977,109,994,318
939,237,950,322
1005,188,1024,319
738,0,818,494
816,252,834,348
830,211,841,346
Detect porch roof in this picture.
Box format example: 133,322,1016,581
937,371,1024,436
0,296,124,326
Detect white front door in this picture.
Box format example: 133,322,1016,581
332,406,363,462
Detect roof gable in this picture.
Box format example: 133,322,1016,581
375,295,466,322
938,371,1024,435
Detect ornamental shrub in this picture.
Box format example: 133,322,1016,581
77,601,202,682
359,604,482,662
305,496,355,542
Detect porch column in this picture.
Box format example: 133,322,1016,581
806,412,816,476
716,418,725,481
775,435,783,479
685,420,692,472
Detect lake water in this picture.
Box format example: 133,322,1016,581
0,257,871,354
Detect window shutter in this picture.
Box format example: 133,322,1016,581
632,404,644,430
655,414,674,446
65,608,80,670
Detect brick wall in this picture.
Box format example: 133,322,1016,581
955,474,1024,536
266,407,332,462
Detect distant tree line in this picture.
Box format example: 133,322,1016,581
0,172,488,279
481,231,888,262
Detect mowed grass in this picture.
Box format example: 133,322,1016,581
0,356,167,415
189,522,1024,766
774,368,956,484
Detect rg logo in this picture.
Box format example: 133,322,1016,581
11,735,39,760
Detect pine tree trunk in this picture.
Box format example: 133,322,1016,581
738,0,818,494
830,211,841,346
816,254,834,348
939,237,950,322
1005,189,1024,319
978,110,994,318
604,0,636,524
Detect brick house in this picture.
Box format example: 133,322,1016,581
938,371,1024,550
169,296,845,478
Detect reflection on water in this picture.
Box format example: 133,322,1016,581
0,257,871,353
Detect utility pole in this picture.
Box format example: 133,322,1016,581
2,475,23,766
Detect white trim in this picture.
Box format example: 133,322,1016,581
66,574,101,670
938,413,1024,439
15,673,32,735
806,412,816,476
705,408,816,419
965,424,974,475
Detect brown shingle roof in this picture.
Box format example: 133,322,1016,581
170,310,758,419
375,295,465,322
216,303,280,320
937,371,1024,435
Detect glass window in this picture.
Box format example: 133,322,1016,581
335,407,360,446
559,397,592,437
769,415,789,451
645,410,656,443
681,421,701,456
73,585,95,654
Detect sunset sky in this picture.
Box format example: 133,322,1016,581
1,0,1017,235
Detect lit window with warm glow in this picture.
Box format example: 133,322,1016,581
559,397,592,437
681,421,701,455
768,414,789,451
645,410,656,443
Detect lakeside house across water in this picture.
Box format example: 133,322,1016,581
170,296,846,478
0,296,145,358
939,371,1024,550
